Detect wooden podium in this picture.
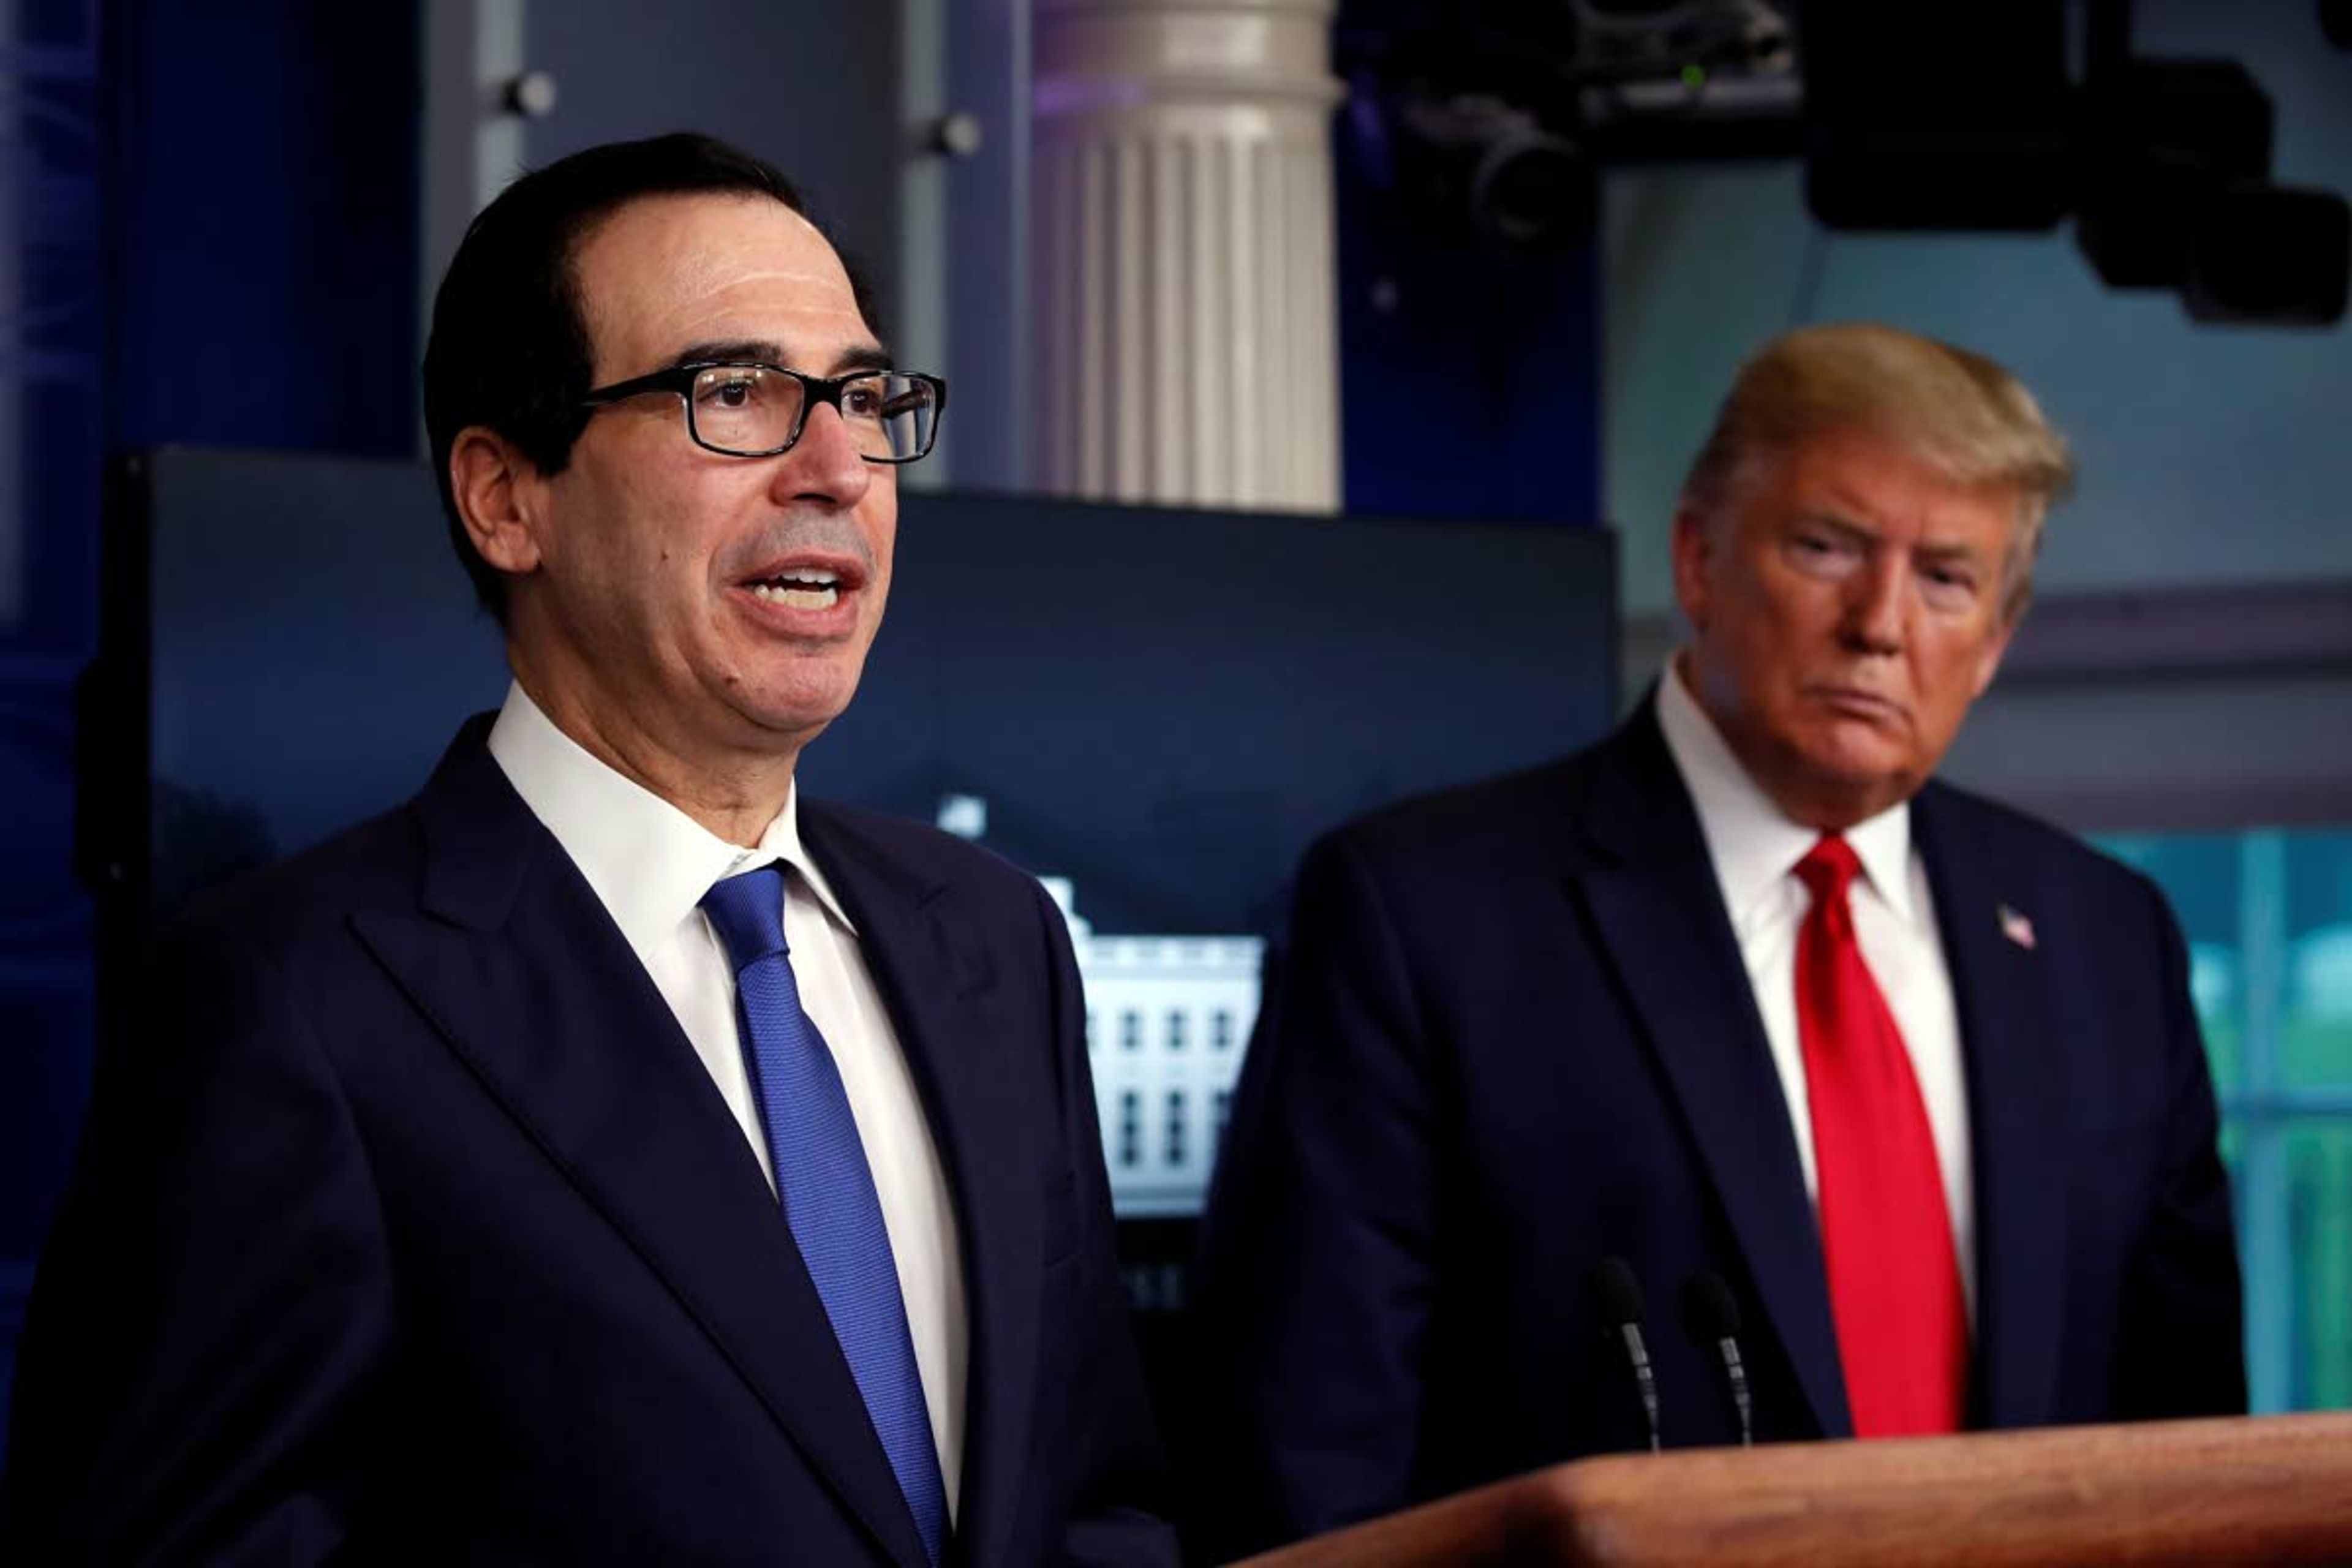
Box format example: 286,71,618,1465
1233,1413,2352,1567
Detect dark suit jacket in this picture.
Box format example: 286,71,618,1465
1191,699,2245,1555
3,719,1175,1566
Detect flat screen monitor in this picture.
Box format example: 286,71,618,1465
85,447,1619,1219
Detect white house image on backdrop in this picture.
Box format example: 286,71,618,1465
937,791,1262,1217
1049,876,1262,1218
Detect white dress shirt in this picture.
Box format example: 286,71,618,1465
487,682,968,1510
1654,662,1978,1321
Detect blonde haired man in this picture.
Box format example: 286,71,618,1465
1195,323,2245,1556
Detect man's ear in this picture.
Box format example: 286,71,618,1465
1971,605,2021,700
1670,506,1714,633
448,426,548,578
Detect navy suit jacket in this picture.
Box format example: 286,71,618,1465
4,720,1175,1566
1192,699,2244,1555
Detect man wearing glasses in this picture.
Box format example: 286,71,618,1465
4,134,1174,1566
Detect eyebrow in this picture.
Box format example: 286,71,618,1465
1798,510,1993,567
670,338,897,376
1793,510,1874,540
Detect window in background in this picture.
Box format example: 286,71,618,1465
2097,827,2352,1414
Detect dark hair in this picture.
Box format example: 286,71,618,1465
421,132,878,624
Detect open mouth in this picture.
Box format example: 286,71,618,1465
745,568,841,611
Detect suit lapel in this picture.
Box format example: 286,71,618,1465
1575,708,1853,1438
1914,786,2067,1428
801,806,1041,1568
352,724,932,1568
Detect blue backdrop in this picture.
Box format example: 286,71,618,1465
0,0,420,1450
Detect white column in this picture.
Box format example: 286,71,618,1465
1030,0,1341,512
419,0,529,458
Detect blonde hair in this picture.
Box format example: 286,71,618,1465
1681,322,2073,619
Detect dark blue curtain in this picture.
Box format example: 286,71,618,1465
0,0,420,1466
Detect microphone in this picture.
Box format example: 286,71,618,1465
1590,1257,1662,1453
1679,1271,1754,1448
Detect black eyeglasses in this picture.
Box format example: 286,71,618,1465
576,362,946,462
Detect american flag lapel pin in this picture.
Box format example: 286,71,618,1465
1998,903,2037,951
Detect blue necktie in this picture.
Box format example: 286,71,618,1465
701,864,948,1566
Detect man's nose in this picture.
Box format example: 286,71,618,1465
1842,557,1906,651
774,402,873,508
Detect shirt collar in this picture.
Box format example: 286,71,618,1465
1654,656,1920,931
484,680,857,962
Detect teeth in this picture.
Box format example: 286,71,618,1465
751,582,840,610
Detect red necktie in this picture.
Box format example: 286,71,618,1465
1793,835,1968,1436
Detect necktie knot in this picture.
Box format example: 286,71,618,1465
1795,834,1862,905
701,863,790,971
